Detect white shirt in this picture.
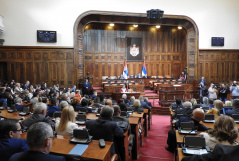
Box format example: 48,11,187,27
55,120,78,136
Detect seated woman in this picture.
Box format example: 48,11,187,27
71,97,81,111
132,99,143,112
199,115,238,149
224,100,232,107
207,99,223,114
120,84,127,93
55,105,78,136
179,72,185,80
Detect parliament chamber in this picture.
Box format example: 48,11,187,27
1,1,239,161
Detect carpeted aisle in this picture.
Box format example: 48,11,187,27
135,115,174,161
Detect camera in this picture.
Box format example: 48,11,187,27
232,83,237,86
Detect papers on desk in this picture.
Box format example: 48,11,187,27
179,130,197,134
185,148,208,155
68,144,88,156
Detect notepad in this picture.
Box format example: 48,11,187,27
68,144,88,156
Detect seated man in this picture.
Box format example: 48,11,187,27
0,119,28,161
165,108,208,153
138,96,150,109
172,101,193,119
86,105,124,155
226,99,239,116
91,91,97,100
30,92,39,106
46,98,60,117
171,98,183,108
9,122,65,161
22,102,54,129
112,105,130,134
129,74,135,78
144,97,152,107
14,97,27,111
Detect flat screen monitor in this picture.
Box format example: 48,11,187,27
37,30,57,42
211,37,224,46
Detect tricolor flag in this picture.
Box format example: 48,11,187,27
142,60,147,78
123,60,128,79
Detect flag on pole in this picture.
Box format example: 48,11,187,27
142,60,147,78
123,60,128,79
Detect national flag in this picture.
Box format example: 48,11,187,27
142,60,147,78
123,60,128,79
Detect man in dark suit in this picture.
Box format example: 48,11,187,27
144,97,152,107
22,102,54,129
86,105,124,155
172,101,193,119
182,144,239,161
9,122,65,161
226,99,239,116
83,78,90,96
0,119,28,161
199,76,206,85
112,105,130,134
165,108,208,153
138,96,150,109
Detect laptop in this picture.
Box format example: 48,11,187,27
178,122,197,135
182,136,210,155
52,111,62,121
69,128,92,144
75,114,86,125
0,102,7,110
7,104,16,113
203,114,215,123
232,114,239,123
19,106,30,116
201,106,209,112
223,107,233,115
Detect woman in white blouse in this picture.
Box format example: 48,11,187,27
55,105,78,136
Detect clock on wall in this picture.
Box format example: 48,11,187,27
37,30,57,42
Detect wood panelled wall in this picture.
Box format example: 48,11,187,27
84,24,187,86
0,47,75,88
198,50,239,83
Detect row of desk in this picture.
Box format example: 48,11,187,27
0,108,151,161
170,109,239,161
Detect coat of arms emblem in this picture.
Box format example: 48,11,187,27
130,44,139,56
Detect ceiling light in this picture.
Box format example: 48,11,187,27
178,26,182,29
133,24,138,27
156,25,160,28
109,23,114,26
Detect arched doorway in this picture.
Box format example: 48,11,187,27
73,11,199,85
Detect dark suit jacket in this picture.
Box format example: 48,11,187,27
22,113,54,128
86,117,124,154
182,144,239,161
0,138,28,161
46,105,60,117
9,151,65,161
112,115,131,135
226,108,239,116
140,101,150,109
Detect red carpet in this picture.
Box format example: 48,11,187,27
133,115,173,161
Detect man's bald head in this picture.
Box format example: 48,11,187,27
105,99,112,106
191,108,205,122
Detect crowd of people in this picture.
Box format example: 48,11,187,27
0,79,152,161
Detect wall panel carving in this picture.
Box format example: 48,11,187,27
0,47,74,88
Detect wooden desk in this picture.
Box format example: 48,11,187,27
104,84,145,94
21,132,112,161
177,148,185,161
0,109,31,120
112,92,140,103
